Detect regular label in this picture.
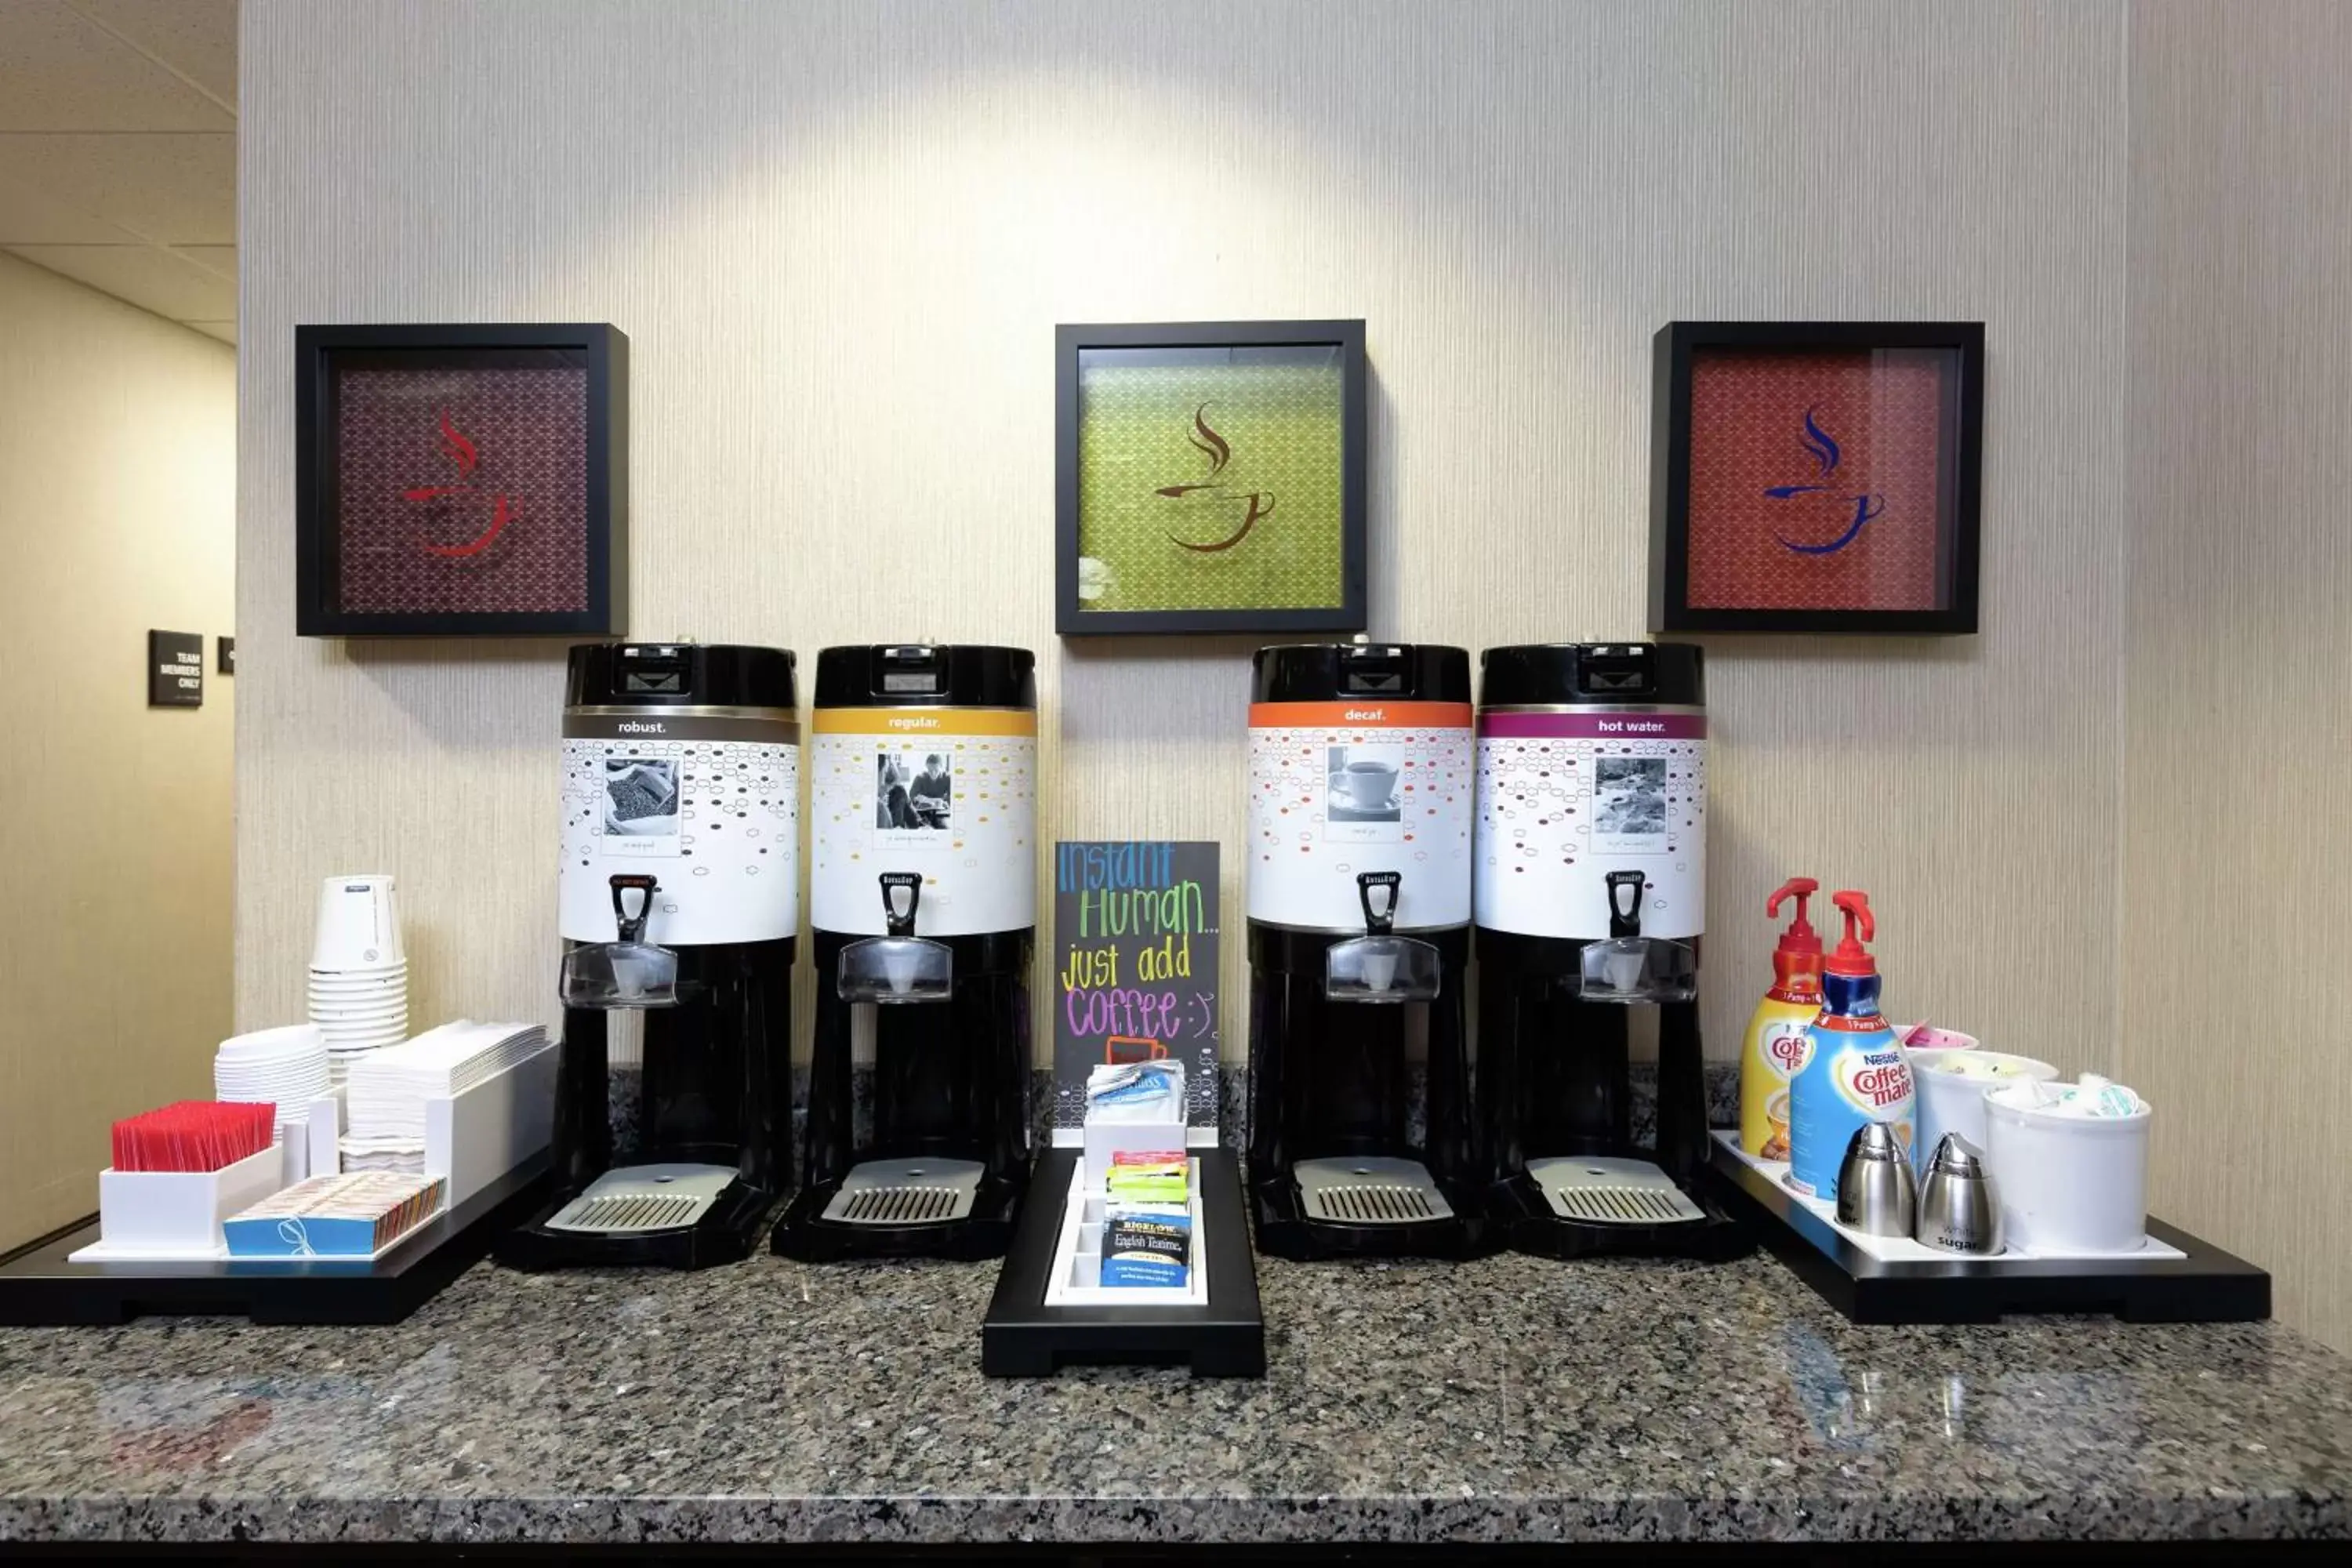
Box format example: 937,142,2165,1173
810,707,1037,936
1474,709,1706,940
559,712,799,945
1246,700,1472,931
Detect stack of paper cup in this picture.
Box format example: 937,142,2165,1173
307,874,408,1083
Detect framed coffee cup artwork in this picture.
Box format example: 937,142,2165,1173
294,323,628,637
1649,321,1984,635
1056,319,1367,636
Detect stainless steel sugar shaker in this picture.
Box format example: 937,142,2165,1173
1835,1121,1917,1236
1915,1132,2002,1254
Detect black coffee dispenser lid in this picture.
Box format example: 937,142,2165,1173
566,642,797,710
1251,642,1472,704
1479,642,1704,707
814,644,1036,709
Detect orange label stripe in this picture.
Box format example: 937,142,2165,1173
1248,701,1472,731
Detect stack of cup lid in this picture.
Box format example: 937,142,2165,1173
307,873,409,1084
213,1023,332,1138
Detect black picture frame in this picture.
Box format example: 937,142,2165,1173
294,323,628,637
1055,319,1367,637
1650,321,1984,635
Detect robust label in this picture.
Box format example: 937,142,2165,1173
559,711,799,945
810,706,1037,936
1245,700,1472,931
1474,709,1706,940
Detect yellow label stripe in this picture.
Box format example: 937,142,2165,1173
812,706,1037,738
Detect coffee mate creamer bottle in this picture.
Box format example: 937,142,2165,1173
1739,877,1824,1160
1786,890,1914,1200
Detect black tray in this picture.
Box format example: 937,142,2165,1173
982,1146,1265,1377
1708,1136,2269,1325
0,1153,552,1326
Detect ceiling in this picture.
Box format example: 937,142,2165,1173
0,0,236,343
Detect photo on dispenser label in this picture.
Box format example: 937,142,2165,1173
1325,743,1403,841
1591,756,1667,853
876,751,952,835
602,758,678,839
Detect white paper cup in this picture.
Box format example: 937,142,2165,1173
1907,1048,2059,1177
1985,1084,2152,1253
311,874,404,969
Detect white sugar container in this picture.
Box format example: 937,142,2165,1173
1908,1048,2058,1178
1984,1085,2152,1253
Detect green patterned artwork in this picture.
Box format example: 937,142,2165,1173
1067,337,1357,630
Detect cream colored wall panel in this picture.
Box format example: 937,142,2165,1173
2124,0,2352,1353
0,253,236,1250
236,2,2126,1110
70,0,239,108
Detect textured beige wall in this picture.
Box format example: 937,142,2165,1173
2123,0,2352,1352
234,5,2128,1084
0,254,237,1249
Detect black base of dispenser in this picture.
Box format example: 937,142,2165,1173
1489,1164,1753,1262
0,1154,552,1326
1249,1171,1490,1261
771,1172,1024,1263
495,1177,779,1272
982,1148,1265,1378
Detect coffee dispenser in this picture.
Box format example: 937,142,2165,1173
771,644,1037,1261
1244,641,1482,1259
499,642,798,1271
1473,642,1742,1259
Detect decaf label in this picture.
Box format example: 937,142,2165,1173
1246,701,1473,932
1051,840,1221,1141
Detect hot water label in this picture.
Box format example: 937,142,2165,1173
811,706,1037,936
560,711,800,945
1474,708,1706,941
1246,700,1472,932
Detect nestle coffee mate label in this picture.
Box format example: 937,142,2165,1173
1787,1022,1915,1199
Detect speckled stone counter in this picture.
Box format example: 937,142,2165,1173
0,1245,2346,1547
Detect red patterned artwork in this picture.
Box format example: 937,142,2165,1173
1684,348,1951,612
333,361,589,615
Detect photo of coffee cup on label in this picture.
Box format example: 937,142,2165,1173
1762,1089,1791,1161
1328,745,1403,823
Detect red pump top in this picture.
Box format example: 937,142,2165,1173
1766,877,1822,957
1824,890,1877,978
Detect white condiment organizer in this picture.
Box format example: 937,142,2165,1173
71,1046,556,1264
1041,1155,1207,1308
89,1147,284,1257
1711,1131,2184,1263
1081,1110,1188,1190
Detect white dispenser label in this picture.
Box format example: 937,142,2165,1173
560,713,800,945
810,707,1037,936
1246,700,1473,931
1474,709,1706,940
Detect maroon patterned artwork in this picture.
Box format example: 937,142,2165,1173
1684,348,1947,613
1650,323,1982,635
296,325,626,637
334,361,588,615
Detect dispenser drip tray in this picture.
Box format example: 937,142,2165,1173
822,1158,983,1226
545,1163,735,1234
1294,1156,1454,1225
1527,1156,1704,1225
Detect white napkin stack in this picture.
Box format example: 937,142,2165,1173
339,1019,549,1174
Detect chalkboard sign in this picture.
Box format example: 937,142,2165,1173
147,630,204,707
1051,841,1220,1139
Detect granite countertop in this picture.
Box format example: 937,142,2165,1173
1,1244,2347,1548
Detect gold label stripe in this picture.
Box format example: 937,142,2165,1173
812,706,1037,738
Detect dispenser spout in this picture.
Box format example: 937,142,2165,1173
1825,889,1877,977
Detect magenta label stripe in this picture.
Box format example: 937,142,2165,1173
1479,712,1708,739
